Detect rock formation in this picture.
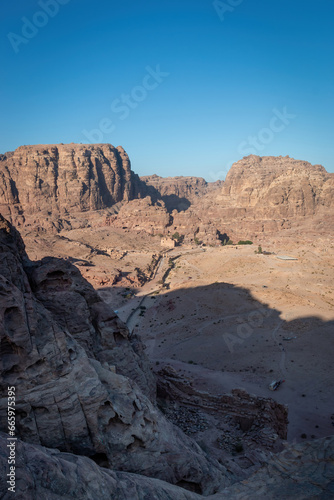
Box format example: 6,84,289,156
0,144,143,231
1,432,333,499
186,155,334,241
140,174,222,212
2,144,332,243
0,215,230,495
106,196,172,234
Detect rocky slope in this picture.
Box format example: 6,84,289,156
1,432,333,499
107,154,334,243
187,155,334,240
140,174,222,212
0,215,230,495
1,216,333,498
0,144,143,231
2,145,332,243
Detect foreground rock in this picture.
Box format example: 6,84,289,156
0,215,229,494
1,433,333,499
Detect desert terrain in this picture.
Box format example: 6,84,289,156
23,223,334,446
1,145,333,498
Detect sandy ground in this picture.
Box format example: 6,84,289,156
23,228,334,444
112,239,333,443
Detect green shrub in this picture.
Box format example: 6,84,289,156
237,240,253,245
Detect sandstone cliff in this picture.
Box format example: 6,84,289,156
0,144,142,230
109,155,334,243
1,432,333,499
0,215,229,495
140,174,222,212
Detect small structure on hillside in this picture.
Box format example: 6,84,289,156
161,237,175,248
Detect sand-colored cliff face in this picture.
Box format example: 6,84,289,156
0,146,333,242
0,215,230,495
219,155,334,217
0,144,142,229
140,174,222,211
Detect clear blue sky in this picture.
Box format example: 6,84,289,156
1,0,333,180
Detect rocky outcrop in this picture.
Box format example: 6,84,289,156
1,433,333,499
0,215,229,494
220,435,334,499
218,155,334,217
0,433,203,500
170,155,334,243
106,196,172,235
1,145,333,242
0,144,143,230
110,155,334,243
140,174,222,212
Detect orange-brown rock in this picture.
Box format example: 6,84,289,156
140,174,222,211
0,143,143,231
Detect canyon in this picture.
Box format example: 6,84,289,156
0,144,333,499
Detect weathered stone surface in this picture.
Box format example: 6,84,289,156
140,174,222,212
218,436,334,500
106,196,172,235
1,433,333,499
0,215,229,495
0,144,143,230
2,145,333,242
0,433,202,500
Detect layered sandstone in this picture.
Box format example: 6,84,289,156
0,144,142,230
1,432,333,499
0,215,229,494
140,174,222,211
171,155,334,243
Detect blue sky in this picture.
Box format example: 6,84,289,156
1,0,333,180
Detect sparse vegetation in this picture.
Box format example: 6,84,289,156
172,232,182,242
194,237,201,246
237,240,253,245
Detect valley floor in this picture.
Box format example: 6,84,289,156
25,228,334,444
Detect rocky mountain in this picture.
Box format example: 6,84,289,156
1,432,333,499
0,144,143,231
218,155,334,216
107,154,334,243
0,214,233,495
1,213,333,498
0,145,333,243
140,174,222,212
193,154,334,241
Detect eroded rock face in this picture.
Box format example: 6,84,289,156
219,155,334,217
0,144,142,230
0,215,229,494
110,155,334,243
106,196,172,234
219,435,334,500
171,155,334,242
1,433,333,499
0,433,202,500
140,174,222,212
